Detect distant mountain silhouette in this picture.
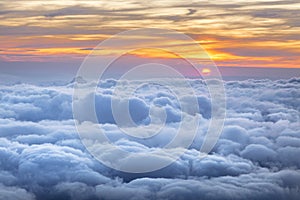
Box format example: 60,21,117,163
70,76,87,84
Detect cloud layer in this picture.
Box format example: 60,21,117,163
0,78,299,199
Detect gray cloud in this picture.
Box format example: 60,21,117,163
0,77,299,199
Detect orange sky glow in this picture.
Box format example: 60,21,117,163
0,0,300,69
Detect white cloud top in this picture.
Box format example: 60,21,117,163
0,77,299,199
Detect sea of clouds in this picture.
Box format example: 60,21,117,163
0,77,299,200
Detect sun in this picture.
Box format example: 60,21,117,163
201,68,211,75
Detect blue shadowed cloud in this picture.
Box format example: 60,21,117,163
0,77,299,199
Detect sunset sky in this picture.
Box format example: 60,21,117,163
1,1,300,199
0,0,300,81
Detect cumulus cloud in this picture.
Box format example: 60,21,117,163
0,78,299,199
0,184,35,200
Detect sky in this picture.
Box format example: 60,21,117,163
0,0,300,82
0,1,300,199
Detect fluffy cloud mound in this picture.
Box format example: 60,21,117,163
0,78,299,200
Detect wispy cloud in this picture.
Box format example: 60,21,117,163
0,0,299,68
